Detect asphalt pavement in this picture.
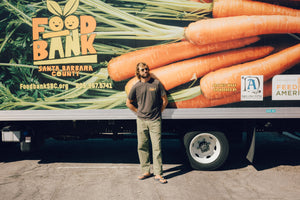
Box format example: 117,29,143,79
0,132,299,200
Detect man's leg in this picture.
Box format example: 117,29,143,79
137,118,151,174
149,119,163,176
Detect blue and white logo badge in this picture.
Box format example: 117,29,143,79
241,75,263,101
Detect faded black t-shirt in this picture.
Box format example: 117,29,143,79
128,78,166,121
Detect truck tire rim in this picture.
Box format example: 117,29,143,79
189,133,221,164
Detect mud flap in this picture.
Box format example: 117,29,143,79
246,127,256,163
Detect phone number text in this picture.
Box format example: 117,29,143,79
75,83,113,89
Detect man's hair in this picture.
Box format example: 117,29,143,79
136,62,148,79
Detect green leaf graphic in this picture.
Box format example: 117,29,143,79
63,0,79,17
47,0,63,16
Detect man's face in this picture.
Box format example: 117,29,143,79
139,66,150,79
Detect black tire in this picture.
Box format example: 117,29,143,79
184,131,229,170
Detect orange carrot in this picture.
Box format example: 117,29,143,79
245,0,300,9
200,43,300,100
107,37,260,81
185,15,300,46
190,0,212,2
213,0,300,18
125,46,274,94
170,80,272,108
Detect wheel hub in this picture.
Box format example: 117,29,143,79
190,133,221,162
198,140,210,153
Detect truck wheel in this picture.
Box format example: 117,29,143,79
184,131,229,170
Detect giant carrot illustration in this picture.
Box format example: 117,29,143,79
125,46,274,94
108,37,260,81
170,80,272,108
200,43,300,100
213,0,300,18
185,15,300,45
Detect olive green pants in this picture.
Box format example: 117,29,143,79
137,118,163,176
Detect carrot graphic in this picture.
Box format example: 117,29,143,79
108,37,260,81
185,15,300,45
200,43,300,100
190,0,212,2
170,80,272,108
125,46,274,94
213,0,300,18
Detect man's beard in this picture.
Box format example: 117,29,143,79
141,73,150,79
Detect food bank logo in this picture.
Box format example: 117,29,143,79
32,0,97,66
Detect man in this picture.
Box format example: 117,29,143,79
126,62,168,184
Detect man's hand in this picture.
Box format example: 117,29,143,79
161,95,168,113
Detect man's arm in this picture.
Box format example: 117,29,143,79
126,98,138,113
161,94,168,113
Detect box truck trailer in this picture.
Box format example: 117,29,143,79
1,0,300,170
